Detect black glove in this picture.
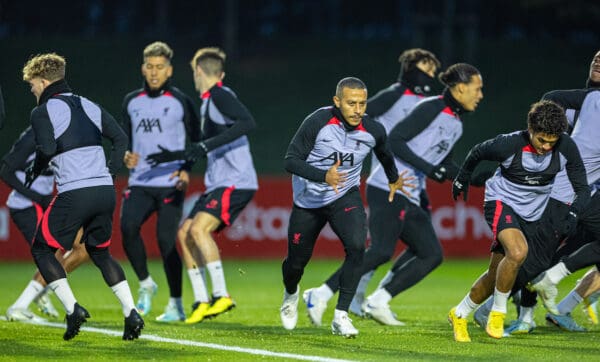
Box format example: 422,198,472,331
145,145,185,167
185,141,208,162
428,164,447,183
24,163,37,188
452,171,471,201
560,210,579,238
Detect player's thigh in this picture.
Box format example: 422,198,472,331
40,190,92,250
329,188,367,250
484,200,526,256
9,206,41,246
83,186,116,247
366,186,407,250
288,204,327,250
400,204,440,257
156,187,184,236
579,192,600,241
120,186,157,228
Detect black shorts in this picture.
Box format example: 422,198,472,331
188,186,255,231
548,192,600,262
575,192,600,243
484,200,536,254
515,198,568,284
120,185,184,228
10,205,45,246
35,185,115,250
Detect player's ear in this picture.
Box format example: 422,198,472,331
333,95,341,108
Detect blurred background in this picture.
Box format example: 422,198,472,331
1,0,598,173
0,0,598,259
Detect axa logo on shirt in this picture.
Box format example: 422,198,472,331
319,152,354,166
136,118,163,133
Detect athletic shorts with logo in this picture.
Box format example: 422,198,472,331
188,186,255,231
484,200,539,254
35,185,115,250
10,205,44,246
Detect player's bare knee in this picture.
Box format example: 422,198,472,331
507,244,528,264
189,220,212,239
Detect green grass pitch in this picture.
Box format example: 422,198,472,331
0,259,598,361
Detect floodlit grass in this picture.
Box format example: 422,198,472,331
0,259,598,361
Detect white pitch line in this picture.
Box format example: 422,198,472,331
25,320,356,362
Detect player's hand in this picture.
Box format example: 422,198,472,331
170,169,190,191
185,142,208,162
146,145,185,167
427,164,447,183
452,171,471,201
388,170,416,202
123,150,140,169
325,160,347,194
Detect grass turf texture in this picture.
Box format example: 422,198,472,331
1,259,598,361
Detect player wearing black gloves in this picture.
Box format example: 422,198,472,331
448,100,589,342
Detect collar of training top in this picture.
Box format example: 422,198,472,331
331,106,363,131
38,79,72,105
400,68,436,96
442,88,467,115
143,78,171,98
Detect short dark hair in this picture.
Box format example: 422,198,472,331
398,48,441,73
191,47,226,76
335,77,367,98
438,63,480,88
527,100,568,135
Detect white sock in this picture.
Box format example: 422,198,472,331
558,290,583,315
520,306,535,324
206,261,228,298
315,284,334,302
455,294,479,318
355,271,374,296
491,288,511,314
139,276,156,289
111,280,136,317
48,278,77,315
368,288,392,306
10,280,44,310
187,268,210,303
546,262,571,285
377,271,394,290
